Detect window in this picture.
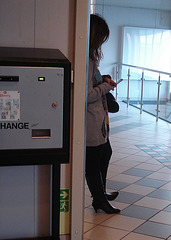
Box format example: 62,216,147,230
122,26,171,73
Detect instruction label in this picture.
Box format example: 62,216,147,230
0,91,20,121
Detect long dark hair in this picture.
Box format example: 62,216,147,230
89,14,110,65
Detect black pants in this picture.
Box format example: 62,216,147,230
86,138,112,190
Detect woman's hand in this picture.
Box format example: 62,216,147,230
102,75,117,90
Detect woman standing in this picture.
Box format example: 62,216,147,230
86,14,120,214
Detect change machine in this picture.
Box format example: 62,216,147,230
0,47,71,240
0,47,71,165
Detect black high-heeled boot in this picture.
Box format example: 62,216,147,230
92,199,120,214
86,174,120,214
106,191,119,201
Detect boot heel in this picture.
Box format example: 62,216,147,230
92,200,120,214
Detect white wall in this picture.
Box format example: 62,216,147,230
0,0,75,238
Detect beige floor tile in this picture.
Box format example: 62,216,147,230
150,211,171,225
121,155,151,162
122,232,164,240
146,158,163,166
106,200,130,211
84,208,112,225
134,196,171,210
109,173,142,183
84,225,128,240
113,147,140,155
160,181,171,190
148,172,171,181
121,184,155,195
134,151,153,157
128,144,142,150
100,215,145,231
110,152,129,160
111,142,132,150
135,163,162,171
84,222,96,233
109,135,121,142
107,164,130,174
164,164,171,170
114,159,140,167
106,171,119,179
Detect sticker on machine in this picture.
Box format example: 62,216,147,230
0,91,20,121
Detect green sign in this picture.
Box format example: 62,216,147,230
60,200,69,212
60,189,69,212
60,189,69,200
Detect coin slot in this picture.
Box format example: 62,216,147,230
32,129,51,139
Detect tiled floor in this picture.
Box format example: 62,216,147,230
84,101,171,240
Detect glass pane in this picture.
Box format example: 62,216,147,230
128,67,142,109
142,70,159,117
159,74,171,123
116,65,128,101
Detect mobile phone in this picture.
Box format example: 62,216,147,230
116,79,123,85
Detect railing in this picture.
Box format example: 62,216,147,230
113,63,171,123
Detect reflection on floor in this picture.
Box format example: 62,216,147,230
84,101,171,240
129,102,171,123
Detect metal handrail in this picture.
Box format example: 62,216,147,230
113,62,171,123
114,62,171,76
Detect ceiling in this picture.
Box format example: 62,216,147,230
94,0,171,11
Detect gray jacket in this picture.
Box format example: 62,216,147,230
86,60,111,147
